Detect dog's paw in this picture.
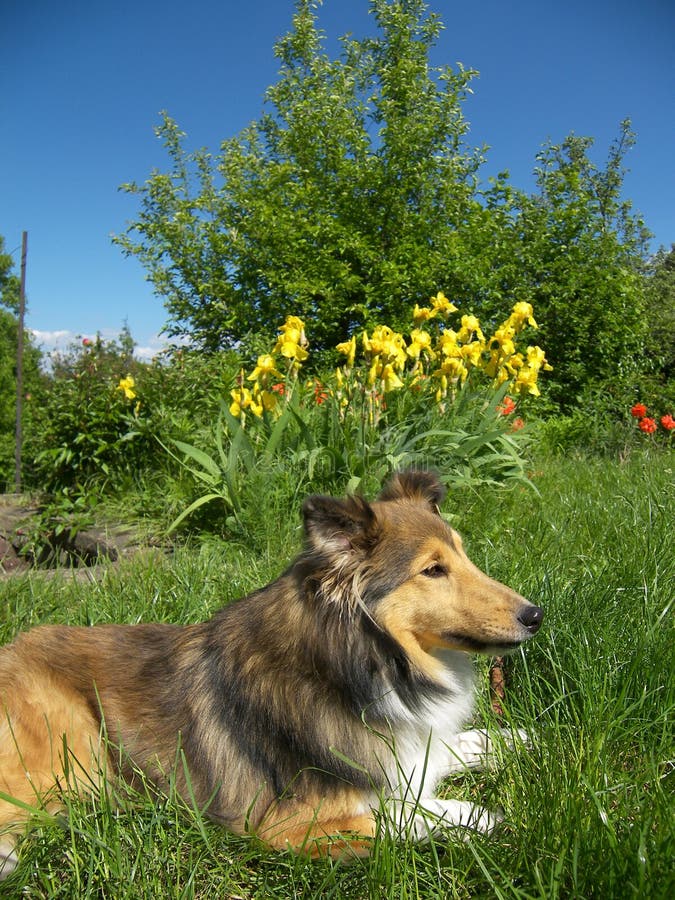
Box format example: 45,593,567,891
424,799,502,837
445,729,491,771
503,727,532,752
444,728,533,773
382,798,502,843
0,842,18,881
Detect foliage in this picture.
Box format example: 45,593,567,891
21,329,244,494
0,235,21,314
508,123,652,409
23,329,145,493
116,2,652,419
115,0,490,352
167,299,547,536
13,487,100,568
0,235,44,490
643,244,675,389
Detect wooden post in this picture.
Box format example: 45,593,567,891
14,231,27,493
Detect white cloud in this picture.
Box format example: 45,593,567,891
30,329,76,352
29,328,173,364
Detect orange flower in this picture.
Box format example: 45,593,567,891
660,414,675,431
313,380,328,405
631,403,647,418
638,417,657,434
498,396,516,415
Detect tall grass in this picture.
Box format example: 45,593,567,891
0,449,672,898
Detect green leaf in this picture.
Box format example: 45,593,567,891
166,493,226,534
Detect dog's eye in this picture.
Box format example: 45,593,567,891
422,563,447,578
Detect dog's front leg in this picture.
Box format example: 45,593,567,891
442,728,530,773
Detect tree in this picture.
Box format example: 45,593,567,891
643,245,675,388
117,0,491,352
0,235,20,313
0,235,42,489
117,1,651,412
507,122,652,408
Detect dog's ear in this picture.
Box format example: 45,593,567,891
378,469,446,511
302,494,379,556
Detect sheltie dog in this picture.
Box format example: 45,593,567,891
0,470,543,876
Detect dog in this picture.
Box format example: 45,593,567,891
0,470,543,877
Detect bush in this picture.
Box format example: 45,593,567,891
22,333,242,498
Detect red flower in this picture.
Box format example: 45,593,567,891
638,417,657,434
630,403,647,418
660,414,675,431
498,396,516,415
271,382,285,395
82,337,92,347
511,417,525,431
313,380,328,405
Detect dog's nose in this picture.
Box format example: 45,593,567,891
517,604,544,633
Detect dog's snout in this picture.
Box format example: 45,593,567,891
517,604,544,633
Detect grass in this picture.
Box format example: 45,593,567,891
0,448,673,898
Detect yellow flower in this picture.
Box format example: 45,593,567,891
381,363,404,392
413,304,434,324
273,315,309,365
336,334,357,367
456,315,485,344
438,357,468,382
513,348,551,397
488,325,516,357
494,366,511,385
508,301,538,331
515,367,540,396
438,330,460,357
429,291,458,316
460,340,484,367
277,340,309,363
248,354,282,383
364,326,407,370
278,315,307,345
229,386,252,417
249,393,264,417
117,374,136,400
526,345,552,371
259,389,279,413
406,329,435,360
505,351,524,374
367,356,381,386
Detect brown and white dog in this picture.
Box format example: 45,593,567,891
0,470,543,876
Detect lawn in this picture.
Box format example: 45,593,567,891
0,449,673,898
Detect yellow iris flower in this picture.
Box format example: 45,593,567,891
413,304,433,324
429,291,458,316
456,315,485,344
508,301,538,330
406,329,435,360
248,354,282,382
381,363,404,392
336,335,357,367
117,375,136,400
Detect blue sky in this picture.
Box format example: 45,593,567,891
2,0,673,360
